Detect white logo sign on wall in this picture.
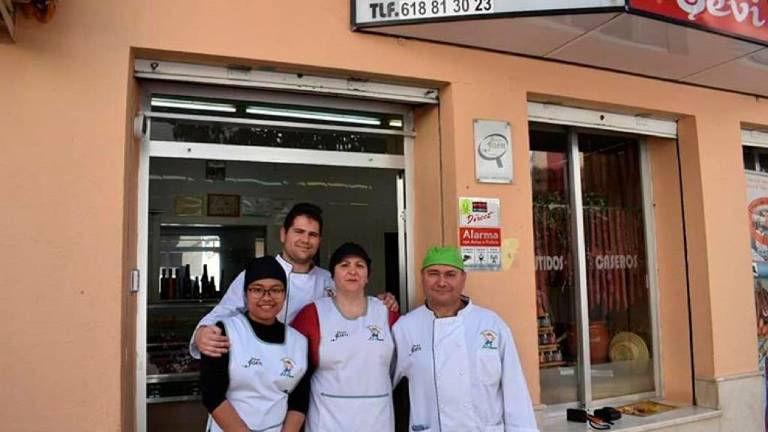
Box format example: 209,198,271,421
474,119,513,183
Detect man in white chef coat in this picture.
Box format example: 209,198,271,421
393,246,539,432
190,203,332,359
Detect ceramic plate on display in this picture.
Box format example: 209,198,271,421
608,331,649,362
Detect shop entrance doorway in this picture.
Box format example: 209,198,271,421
135,83,413,432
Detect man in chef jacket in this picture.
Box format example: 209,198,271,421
190,202,332,359
393,246,539,432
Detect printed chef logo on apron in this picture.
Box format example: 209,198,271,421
367,325,384,341
280,357,296,378
481,330,498,350
410,344,422,355
243,357,263,368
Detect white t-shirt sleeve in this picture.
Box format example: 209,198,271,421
499,324,540,432
188,271,246,359
391,321,410,387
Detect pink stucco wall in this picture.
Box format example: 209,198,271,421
1,0,764,429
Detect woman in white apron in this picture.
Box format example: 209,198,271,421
291,242,398,432
200,256,309,432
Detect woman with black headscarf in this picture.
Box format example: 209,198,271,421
200,256,309,432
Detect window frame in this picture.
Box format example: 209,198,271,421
135,80,418,432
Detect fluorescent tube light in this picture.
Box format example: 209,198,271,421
246,106,381,126
388,119,403,128
152,98,236,113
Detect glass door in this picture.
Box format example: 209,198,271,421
530,126,580,405
531,124,657,408
578,132,654,401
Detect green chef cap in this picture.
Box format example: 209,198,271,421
421,246,465,271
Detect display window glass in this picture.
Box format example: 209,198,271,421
742,145,768,423
530,126,579,404
531,123,656,407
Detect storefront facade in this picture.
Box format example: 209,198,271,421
1,0,765,431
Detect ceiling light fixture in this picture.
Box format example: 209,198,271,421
152,98,237,113
246,106,381,126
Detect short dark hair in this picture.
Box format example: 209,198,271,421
329,242,372,276
283,202,323,234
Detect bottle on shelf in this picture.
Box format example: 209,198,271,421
209,276,217,299
160,268,168,300
183,264,193,299
201,264,210,298
193,277,201,300
168,268,178,300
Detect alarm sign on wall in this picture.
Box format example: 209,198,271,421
474,119,512,183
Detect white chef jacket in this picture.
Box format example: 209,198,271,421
306,297,395,432
207,313,308,432
392,300,539,432
190,254,333,358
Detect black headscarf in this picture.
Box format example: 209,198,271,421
243,256,287,290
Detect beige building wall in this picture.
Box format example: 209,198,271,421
1,0,765,430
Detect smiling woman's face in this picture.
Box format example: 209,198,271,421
245,278,286,324
333,256,369,295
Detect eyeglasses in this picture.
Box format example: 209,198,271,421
246,287,286,298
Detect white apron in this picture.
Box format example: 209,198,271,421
305,297,395,432
207,314,308,432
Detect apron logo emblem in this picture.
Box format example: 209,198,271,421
280,357,296,378
481,330,498,349
330,330,349,342
410,344,422,355
367,325,384,341
243,357,262,368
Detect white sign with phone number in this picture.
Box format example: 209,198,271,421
354,0,621,25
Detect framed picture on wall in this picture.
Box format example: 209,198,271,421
207,194,241,217
174,196,204,216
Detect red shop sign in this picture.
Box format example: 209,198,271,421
629,0,768,44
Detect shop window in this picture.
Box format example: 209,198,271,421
531,123,656,407
743,145,768,409
744,146,768,174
